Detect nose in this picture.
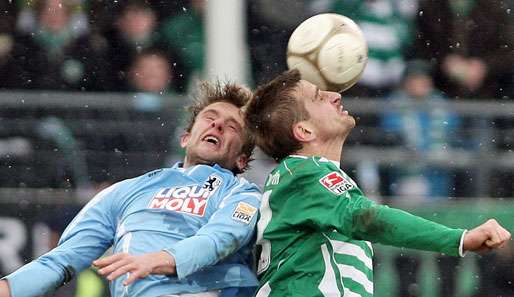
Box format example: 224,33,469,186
210,119,224,132
323,91,341,105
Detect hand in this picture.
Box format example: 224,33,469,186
93,251,176,286
442,54,468,82
0,280,11,297
463,219,511,253
464,58,487,91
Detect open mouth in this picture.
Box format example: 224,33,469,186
203,135,220,147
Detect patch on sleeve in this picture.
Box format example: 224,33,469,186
319,171,354,195
232,202,258,224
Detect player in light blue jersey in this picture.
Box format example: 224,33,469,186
0,82,262,297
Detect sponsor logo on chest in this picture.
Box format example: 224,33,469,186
148,175,222,217
319,171,354,195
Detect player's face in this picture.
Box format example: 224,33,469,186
297,80,355,140
181,102,248,172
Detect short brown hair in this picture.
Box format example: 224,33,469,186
185,81,255,173
246,69,307,161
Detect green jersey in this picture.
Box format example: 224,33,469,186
255,156,465,297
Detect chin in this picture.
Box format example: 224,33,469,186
348,117,356,128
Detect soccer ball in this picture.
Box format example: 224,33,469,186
287,13,368,92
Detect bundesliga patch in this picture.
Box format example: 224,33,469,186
319,171,354,195
231,202,257,224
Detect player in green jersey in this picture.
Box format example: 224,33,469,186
245,69,511,297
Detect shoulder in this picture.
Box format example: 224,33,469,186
280,155,339,176
234,176,261,196
221,174,262,201
190,164,261,196
115,168,173,189
265,156,341,191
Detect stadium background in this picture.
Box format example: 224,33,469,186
0,0,513,296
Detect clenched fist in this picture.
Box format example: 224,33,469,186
463,219,511,253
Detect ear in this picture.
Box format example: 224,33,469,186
234,154,249,172
292,121,316,143
180,132,191,149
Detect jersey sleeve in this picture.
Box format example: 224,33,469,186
3,181,125,297
275,159,464,256
164,182,261,279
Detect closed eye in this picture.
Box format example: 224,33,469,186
204,115,216,122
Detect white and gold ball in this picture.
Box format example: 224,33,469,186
287,13,368,92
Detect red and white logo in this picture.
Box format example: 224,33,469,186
149,174,222,217
149,185,211,216
319,172,354,195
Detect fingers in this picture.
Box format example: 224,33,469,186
485,227,502,248
482,219,511,250
464,219,512,253
93,253,129,268
107,263,137,282
123,270,149,286
93,253,151,286
97,257,132,277
489,224,511,249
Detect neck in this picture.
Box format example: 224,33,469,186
182,156,208,169
295,137,346,162
182,156,194,169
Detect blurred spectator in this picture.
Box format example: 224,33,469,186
125,48,182,113
105,0,187,93
86,0,187,33
382,60,460,297
381,60,460,199
126,48,175,94
414,0,514,200
0,2,17,90
159,0,205,89
415,0,514,99
332,0,418,98
246,0,306,85
2,0,111,91
15,0,89,37
246,0,333,85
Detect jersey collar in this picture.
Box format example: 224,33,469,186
288,154,341,168
172,161,234,175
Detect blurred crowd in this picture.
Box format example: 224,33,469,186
0,0,511,98
0,0,201,94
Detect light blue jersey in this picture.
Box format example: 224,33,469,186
4,163,261,297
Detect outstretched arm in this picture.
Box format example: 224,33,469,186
1,182,123,297
279,160,511,256
346,204,511,256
